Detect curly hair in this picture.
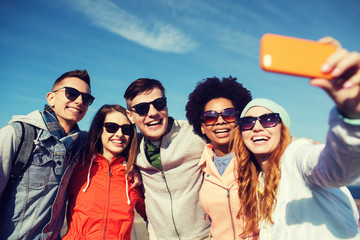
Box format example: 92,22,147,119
234,123,292,237
185,76,252,142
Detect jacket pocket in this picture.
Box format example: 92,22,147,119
20,148,63,190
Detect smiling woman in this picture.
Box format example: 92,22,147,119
63,104,147,240
232,37,360,240
186,76,256,240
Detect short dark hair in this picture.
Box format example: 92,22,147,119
185,76,252,142
124,78,165,108
52,69,91,90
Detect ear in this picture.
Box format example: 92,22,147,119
126,109,135,124
46,92,55,108
200,124,206,135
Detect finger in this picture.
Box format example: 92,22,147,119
321,48,349,75
309,78,333,91
342,69,360,89
318,36,341,48
332,51,360,78
130,178,140,189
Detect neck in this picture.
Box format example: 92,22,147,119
213,145,232,157
255,155,269,172
58,120,74,135
102,152,121,163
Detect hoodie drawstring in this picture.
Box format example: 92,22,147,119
123,161,131,205
125,174,131,205
82,155,95,193
82,156,131,206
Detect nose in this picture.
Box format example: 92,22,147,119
252,119,264,131
215,114,227,125
147,103,158,116
73,94,84,105
115,128,124,136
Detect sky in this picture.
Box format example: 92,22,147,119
0,0,359,143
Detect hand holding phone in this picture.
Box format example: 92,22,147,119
260,34,337,79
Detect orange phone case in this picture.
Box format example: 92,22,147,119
260,34,337,79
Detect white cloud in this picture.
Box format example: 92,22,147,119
69,0,198,53
214,28,259,59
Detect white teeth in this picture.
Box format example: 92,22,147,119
112,140,123,144
68,107,80,113
148,121,160,126
214,129,229,134
253,136,269,142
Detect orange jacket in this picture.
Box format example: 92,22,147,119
63,154,146,240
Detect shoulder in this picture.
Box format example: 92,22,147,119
0,122,22,146
9,111,46,130
170,118,204,143
172,118,198,136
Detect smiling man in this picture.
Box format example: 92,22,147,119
0,70,94,239
124,78,210,240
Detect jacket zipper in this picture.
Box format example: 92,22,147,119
161,170,181,240
204,179,236,240
227,188,236,240
102,159,119,239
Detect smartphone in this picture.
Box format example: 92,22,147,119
260,34,337,79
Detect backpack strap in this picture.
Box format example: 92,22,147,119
8,122,37,183
0,122,37,206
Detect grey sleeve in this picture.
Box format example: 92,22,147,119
0,124,18,198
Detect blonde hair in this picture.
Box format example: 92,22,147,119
234,124,291,236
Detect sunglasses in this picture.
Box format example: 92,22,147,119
131,97,167,116
52,87,95,106
238,113,280,131
202,108,239,126
103,122,133,135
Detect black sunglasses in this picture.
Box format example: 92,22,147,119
103,122,133,135
52,87,95,106
238,113,280,131
202,108,239,126
131,97,167,116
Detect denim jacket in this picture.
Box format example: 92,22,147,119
0,111,86,240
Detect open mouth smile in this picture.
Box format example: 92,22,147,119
252,136,269,142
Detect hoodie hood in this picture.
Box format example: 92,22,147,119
9,110,47,130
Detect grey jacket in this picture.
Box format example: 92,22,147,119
0,111,86,240
135,118,210,240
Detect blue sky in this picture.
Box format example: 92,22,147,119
0,0,359,142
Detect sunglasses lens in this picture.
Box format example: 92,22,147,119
132,97,166,116
221,109,238,123
64,87,94,106
121,125,133,136
134,103,150,116
104,122,119,133
202,108,238,126
153,98,167,111
239,113,280,131
259,113,279,128
202,112,218,126
82,94,95,106
239,117,255,131
65,87,81,101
